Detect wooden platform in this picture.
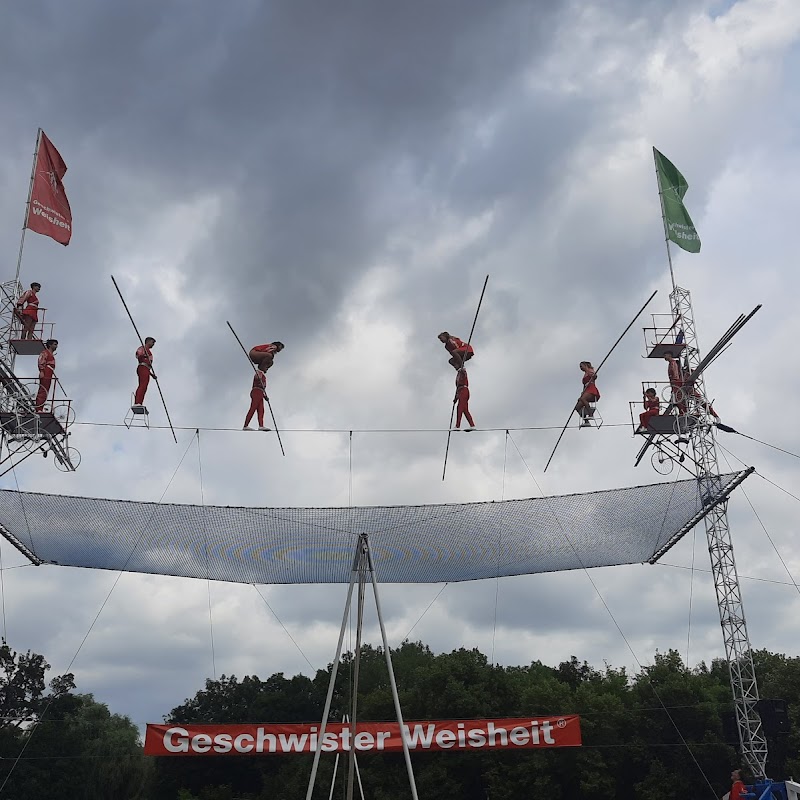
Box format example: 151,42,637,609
637,414,699,437
647,342,686,359
0,412,65,437
9,339,45,356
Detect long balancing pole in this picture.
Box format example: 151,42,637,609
543,289,657,472
226,321,285,456
442,274,489,481
111,275,178,443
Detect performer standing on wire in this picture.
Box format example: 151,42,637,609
453,367,475,431
638,387,660,431
35,339,57,412
133,337,156,409
248,341,284,372
438,332,474,371
16,282,41,340
243,369,270,431
575,361,600,426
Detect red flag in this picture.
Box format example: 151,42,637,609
25,131,72,246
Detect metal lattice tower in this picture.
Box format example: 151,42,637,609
672,285,768,778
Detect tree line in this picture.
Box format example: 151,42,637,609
0,640,797,799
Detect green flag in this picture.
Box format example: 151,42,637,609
653,148,701,253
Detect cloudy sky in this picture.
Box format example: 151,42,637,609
1,0,800,736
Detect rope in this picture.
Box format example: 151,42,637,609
490,431,509,666
0,431,197,797
507,431,720,799
717,448,800,598
657,561,800,589
398,583,449,645
251,584,315,672
0,533,6,644
685,526,697,669
197,430,216,680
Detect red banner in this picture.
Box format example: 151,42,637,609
26,131,72,246
144,716,581,756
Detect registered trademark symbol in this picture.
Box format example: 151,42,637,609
557,719,566,728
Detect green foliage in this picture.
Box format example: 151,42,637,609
0,642,149,799
1,639,797,799
149,641,799,800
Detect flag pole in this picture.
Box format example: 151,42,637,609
653,146,677,294
13,129,42,286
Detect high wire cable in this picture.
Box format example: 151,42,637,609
543,289,658,472
71,418,635,434
442,274,489,481
0,431,197,797
110,276,177,444
508,430,719,798
226,321,285,456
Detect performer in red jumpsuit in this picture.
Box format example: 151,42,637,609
249,341,284,372
575,361,599,426
664,351,719,419
438,332,474,370
133,337,156,408
16,282,41,340
35,339,58,412
243,369,270,431
638,388,660,430
664,351,686,413
453,367,475,431
728,769,748,800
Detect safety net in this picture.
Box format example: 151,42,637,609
0,471,750,584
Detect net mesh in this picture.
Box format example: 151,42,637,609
0,472,747,584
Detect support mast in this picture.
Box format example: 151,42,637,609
653,147,767,776
671,286,768,777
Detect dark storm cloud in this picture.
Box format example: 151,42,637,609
1,0,799,736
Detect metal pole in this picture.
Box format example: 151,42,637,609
13,129,41,287
653,146,677,294
305,548,360,800
346,551,367,800
365,536,420,800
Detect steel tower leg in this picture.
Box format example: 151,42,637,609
672,286,768,778
307,534,419,799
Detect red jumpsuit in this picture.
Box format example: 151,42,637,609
244,370,267,428
35,348,55,412
134,345,154,406
249,343,278,366
454,368,475,429
730,780,748,800
444,336,474,368
582,371,600,400
16,289,39,339
667,358,685,411
639,396,660,429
